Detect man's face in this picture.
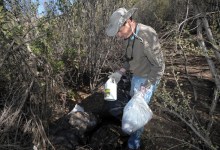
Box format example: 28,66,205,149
117,21,132,39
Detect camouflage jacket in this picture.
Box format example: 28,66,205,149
123,23,165,84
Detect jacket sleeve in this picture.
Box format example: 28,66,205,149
142,29,165,84
122,61,130,71
121,39,130,71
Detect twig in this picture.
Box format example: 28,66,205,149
179,44,198,101
206,87,219,137
152,135,201,150
161,105,215,150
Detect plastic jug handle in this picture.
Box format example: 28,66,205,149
112,78,115,83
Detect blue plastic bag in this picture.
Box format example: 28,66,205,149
122,92,153,134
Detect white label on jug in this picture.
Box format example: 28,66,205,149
104,89,110,97
104,78,117,101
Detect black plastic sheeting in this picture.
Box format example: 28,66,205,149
48,75,132,150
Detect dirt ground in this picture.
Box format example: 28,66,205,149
49,54,220,150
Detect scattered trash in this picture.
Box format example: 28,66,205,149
33,145,37,150
104,78,117,101
69,111,98,132
122,92,153,134
48,77,132,150
68,104,84,115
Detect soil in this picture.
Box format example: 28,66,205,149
48,54,220,150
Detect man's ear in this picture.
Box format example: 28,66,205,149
125,19,132,28
126,19,132,24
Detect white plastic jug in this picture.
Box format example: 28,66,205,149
104,78,117,101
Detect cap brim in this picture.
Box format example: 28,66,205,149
124,8,138,21
106,22,119,36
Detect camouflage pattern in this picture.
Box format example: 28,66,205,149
106,8,138,36
123,23,165,84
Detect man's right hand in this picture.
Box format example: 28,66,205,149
108,71,122,84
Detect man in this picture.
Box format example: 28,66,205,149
105,8,165,150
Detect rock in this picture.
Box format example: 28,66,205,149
48,111,98,150
68,111,98,133
50,129,81,150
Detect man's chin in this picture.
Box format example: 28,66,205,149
124,34,132,40
124,37,129,40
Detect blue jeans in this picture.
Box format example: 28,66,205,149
128,75,159,149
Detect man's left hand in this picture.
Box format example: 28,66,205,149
140,80,152,94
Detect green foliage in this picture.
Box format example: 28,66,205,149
135,0,174,30
30,40,47,55
0,6,3,20
176,28,216,57
1,0,220,149
51,60,65,73
177,36,202,55
157,74,191,113
153,0,171,19
209,13,220,44
0,69,10,85
4,18,17,34
66,89,76,101
62,47,78,67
